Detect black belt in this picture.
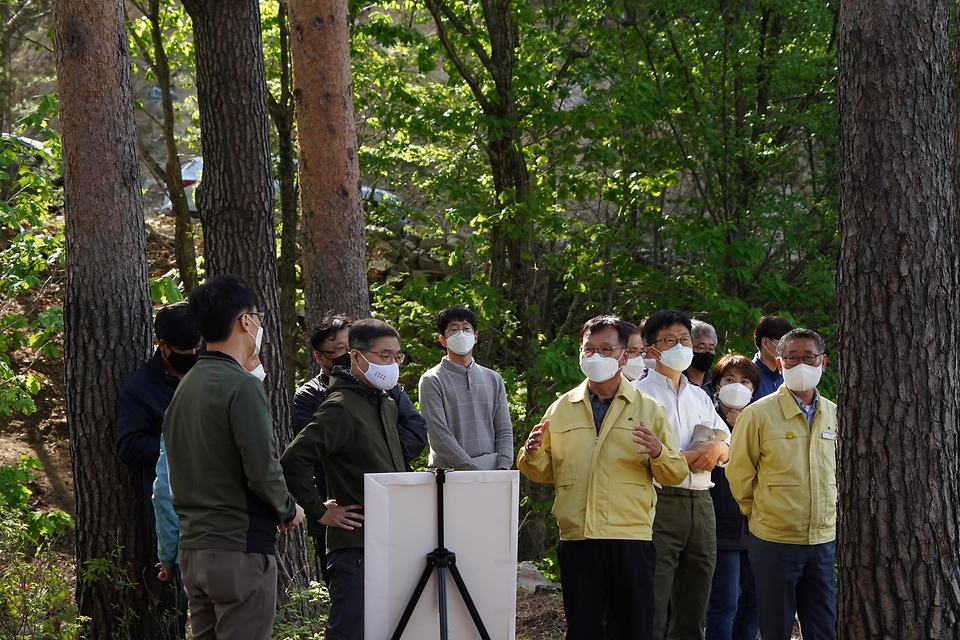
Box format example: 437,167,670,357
656,485,711,498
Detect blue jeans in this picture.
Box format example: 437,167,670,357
747,534,836,640
705,549,758,640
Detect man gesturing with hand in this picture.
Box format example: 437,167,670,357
518,315,687,640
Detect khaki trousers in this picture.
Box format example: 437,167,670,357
180,548,277,640
652,487,717,640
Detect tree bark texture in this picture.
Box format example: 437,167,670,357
288,0,370,374
181,0,309,600
53,1,156,637
267,0,300,411
838,1,960,637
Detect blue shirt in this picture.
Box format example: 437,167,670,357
752,353,783,400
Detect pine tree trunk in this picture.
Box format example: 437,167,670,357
267,1,300,411
837,1,960,637
288,0,370,377
146,0,198,294
53,1,156,636
182,0,310,601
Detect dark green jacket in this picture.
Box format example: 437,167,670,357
164,352,297,554
281,370,405,552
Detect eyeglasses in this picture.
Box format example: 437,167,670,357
651,336,692,349
580,346,624,358
626,348,645,358
318,346,348,358
693,346,716,354
241,311,265,322
444,326,475,337
363,350,405,365
781,354,824,366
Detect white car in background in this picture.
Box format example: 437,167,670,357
160,156,401,215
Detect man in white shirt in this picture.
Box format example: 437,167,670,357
635,309,730,640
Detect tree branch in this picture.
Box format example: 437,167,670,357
423,0,492,112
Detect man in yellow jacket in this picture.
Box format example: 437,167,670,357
518,315,688,640
726,328,837,640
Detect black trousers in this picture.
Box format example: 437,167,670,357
558,539,658,640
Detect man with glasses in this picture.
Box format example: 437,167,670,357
419,305,513,471
685,319,718,397
281,318,409,640
635,309,730,640
621,321,649,382
292,313,427,583
163,275,305,640
519,315,687,639
726,328,837,640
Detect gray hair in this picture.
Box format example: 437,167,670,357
777,328,825,356
690,319,717,344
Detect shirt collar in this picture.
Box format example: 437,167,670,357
789,389,819,422
647,368,689,394
440,356,474,373
571,377,634,404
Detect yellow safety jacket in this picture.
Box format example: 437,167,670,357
518,377,687,541
726,384,837,545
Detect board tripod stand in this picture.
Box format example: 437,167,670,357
390,468,491,640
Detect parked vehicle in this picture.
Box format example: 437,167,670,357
160,156,400,215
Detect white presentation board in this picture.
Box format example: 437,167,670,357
364,470,519,640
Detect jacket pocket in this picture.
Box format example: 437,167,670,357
606,477,654,527
756,477,806,535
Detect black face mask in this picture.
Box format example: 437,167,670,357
166,350,199,375
691,351,715,373
331,352,352,369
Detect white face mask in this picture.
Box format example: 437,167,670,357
580,352,622,383
246,319,263,357
360,353,399,390
718,382,753,409
621,358,646,381
249,364,266,382
781,362,823,392
658,343,693,372
445,330,476,356
643,357,658,371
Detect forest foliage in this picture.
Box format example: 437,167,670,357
1,0,838,581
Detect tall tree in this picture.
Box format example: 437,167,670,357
128,0,199,294
264,0,300,403
53,0,156,636
837,0,960,637
180,0,310,599
288,0,370,370
422,0,578,560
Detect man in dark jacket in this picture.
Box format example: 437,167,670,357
282,318,408,640
292,313,426,583
115,301,199,638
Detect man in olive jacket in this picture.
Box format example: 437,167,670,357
164,275,304,640
518,315,687,640
727,328,837,640
281,318,407,640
